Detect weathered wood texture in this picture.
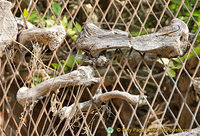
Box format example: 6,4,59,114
19,24,66,50
76,18,189,58
17,66,101,106
59,89,147,120
0,0,18,50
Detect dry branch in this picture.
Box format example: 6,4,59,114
76,18,189,58
59,90,147,120
17,66,101,106
18,23,66,50
0,0,18,50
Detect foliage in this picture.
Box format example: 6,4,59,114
157,58,180,77
156,0,200,77
157,46,200,78
51,57,81,72
169,0,200,42
61,16,82,41
22,9,40,25
31,77,42,87
52,1,62,16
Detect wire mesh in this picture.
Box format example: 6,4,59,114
0,0,200,135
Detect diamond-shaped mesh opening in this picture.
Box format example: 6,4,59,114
1,0,200,135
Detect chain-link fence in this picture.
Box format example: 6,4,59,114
0,0,200,135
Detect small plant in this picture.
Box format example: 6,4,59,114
52,1,62,16
31,77,42,87
155,1,200,77
22,9,40,25
173,45,200,65
169,0,200,42
157,58,181,77
51,54,82,72
157,45,200,78
61,15,82,41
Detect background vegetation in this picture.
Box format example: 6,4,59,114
1,0,199,135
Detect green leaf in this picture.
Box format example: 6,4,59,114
193,11,200,17
76,58,81,64
31,83,35,88
171,0,181,5
72,35,78,41
51,63,61,71
173,46,200,64
196,35,200,42
33,77,42,85
157,58,179,77
28,11,39,24
172,64,182,69
169,4,176,9
64,67,68,71
185,3,193,11
34,77,42,83
73,27,77,33
44,19,55,27
194,46,200,54
61,16,68,28
23,9,29,19
173,58,180,63
66,56,75,68
78,50,83,55
52,1,62,16
75,22,82,32
60,60,68,71
131,30,147,36
61,60,65,64
187,46,200,59
157,58,170,66
67,21,73,29
168,68,176,77
67,28,76,36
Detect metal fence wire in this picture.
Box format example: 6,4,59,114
0,0,200,135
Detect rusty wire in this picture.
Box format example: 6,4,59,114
0,0,200,135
